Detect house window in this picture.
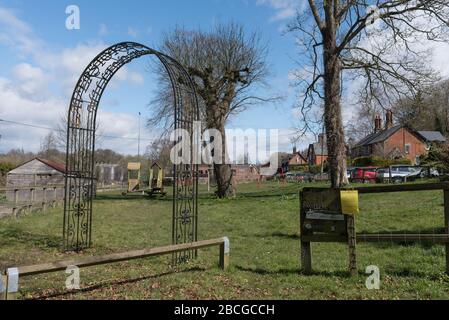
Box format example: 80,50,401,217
405,144,411,154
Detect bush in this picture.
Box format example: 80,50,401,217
308,163,328,174
0,162,15,186
352,156,411,167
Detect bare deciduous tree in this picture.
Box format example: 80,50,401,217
289,0,449,187
150,22,276,198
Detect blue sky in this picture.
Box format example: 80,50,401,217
1,1,449,158
0,0,310,156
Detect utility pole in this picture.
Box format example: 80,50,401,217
137,112,141,160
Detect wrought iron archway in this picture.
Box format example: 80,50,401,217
63,42,199,260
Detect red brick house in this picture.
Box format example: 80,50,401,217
351,110,446,165
307,134,328,166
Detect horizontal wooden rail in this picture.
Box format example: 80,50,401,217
302,234,449,243
4,238,230,277
355,182,449,194
1,237,230,300
357,234,449,243
0,185,64,192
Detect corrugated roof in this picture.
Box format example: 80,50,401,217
37,158,66,173
418,131,447,142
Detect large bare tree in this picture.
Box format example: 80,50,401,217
149,23,274,198
289,0,449,187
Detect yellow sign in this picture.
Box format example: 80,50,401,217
340,190,359,215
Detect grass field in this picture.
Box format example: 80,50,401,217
1,181,448,300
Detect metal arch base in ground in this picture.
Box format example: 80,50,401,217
63,42,200,258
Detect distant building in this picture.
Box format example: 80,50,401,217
7,158,66,188
351,110,446,165
6,158,66,202
307,134,328,166
96,164,125,186
198,164,260,183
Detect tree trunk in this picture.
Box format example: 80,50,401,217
323,15,349,188
208,106,235,198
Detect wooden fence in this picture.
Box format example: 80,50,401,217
300,182,449,275
0,237,230,300
0,185,65,218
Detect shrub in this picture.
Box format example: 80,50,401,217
352,156,411,167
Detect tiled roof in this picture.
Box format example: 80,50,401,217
418,131,447,142
355,125,402,147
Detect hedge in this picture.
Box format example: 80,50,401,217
352,156,412,167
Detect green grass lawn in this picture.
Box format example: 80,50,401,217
1,181,448,300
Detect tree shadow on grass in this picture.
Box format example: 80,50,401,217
255,232,300,240
0,226,60,249
27,267,207,300
236,266,352,278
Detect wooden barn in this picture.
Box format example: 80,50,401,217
7,158,66,187
6,158,66,203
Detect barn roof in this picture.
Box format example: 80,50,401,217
37,158,66,173
9,158,66,174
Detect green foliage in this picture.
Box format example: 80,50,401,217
0,162,15,175
420,143,449,172
0,162,15,186
308,163,328,174
352,156,412,167
289,164,308,172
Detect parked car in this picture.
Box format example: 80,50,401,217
376,166,424,183
350,167,378,182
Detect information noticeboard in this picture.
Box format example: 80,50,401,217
300,188,359,242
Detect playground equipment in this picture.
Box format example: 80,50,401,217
148,162,167,197
126,162,142,194
122,162,167,197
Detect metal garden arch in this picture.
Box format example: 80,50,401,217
63,42,199,260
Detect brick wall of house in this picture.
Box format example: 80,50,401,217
313,155,328,166
383,127,427,164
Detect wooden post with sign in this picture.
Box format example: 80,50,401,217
300,188,359,276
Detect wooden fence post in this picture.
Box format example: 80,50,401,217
5,268,18,300
219,237,230,270
300,191,312,274
347,215,358,276
53,187,57,207
12,189,18,218
42,187,47,211
0,274,6,300
444,189,449,275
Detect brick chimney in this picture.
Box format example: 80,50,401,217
385,109,394,129
293,146,297,154
374,115,382,133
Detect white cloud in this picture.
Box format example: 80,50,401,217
127,27,138,38
0,6,147,155
99,23,108,36
256,0,305,21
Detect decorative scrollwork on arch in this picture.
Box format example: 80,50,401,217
63,42,200,257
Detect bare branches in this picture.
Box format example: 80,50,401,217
148,22,276,133
289,0,449,136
